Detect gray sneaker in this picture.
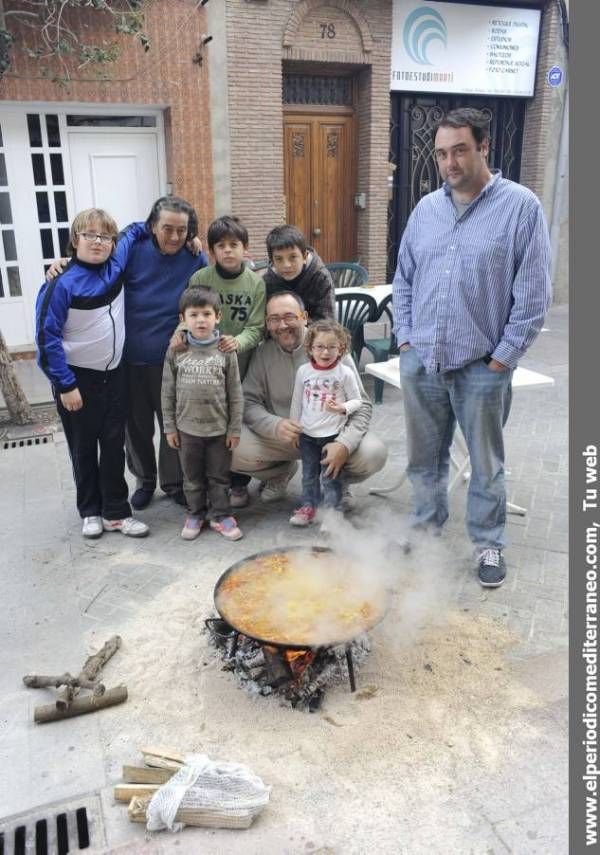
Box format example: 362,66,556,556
340,486,356,513
260,462,299,503
475,548,506,588
229,486,250,508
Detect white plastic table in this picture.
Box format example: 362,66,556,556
364,358,555,516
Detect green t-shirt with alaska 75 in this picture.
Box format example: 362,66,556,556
187,264,266,378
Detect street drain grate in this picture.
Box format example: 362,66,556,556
1,434,54,451
0,793,104,854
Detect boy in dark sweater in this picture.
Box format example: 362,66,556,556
263,225,335,321
162,286,244,541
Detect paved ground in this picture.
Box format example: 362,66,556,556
0,306,568,854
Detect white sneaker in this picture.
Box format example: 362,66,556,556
229,486,250,508
82,516,103,538
103,517,149,538
260,462,299,503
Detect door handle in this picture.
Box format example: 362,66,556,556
313,228,321,236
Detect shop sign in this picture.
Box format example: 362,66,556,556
391,1,541,97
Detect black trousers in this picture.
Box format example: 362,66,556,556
125,363,183,495
178,431,232,518
56,365,131,520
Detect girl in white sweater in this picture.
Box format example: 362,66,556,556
289,320,362,528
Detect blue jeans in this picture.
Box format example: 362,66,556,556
399,348,513,549
299,433,343,509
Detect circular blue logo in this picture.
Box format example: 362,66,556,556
403,7,447,66
547,66,563,87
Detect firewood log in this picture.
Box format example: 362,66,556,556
33,685,127,723
121,766,174,785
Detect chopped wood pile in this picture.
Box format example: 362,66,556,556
114,746,270,831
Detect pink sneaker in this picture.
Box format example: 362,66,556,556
209,516,243,541
181,515,204,541
289,505,316,527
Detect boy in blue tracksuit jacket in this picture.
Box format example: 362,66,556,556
36,208,150,540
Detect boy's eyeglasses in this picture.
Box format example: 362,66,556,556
266,312,302,326
78,232,114,245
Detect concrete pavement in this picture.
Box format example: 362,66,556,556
0,306,567,854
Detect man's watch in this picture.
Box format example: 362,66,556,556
482,354,493,364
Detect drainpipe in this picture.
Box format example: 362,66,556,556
549,85,568,288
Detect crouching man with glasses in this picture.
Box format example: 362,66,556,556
231,292,387,506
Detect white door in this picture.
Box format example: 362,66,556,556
0,109,164,348
68,131,161,230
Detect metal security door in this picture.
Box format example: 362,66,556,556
387,95,525,279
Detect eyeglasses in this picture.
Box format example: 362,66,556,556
78,232,114,245
266,312,302,326
312,344,339,352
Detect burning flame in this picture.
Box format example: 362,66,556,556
283,648,315,677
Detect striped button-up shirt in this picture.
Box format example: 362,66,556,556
392,171,552,373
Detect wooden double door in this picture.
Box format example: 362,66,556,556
283,112,356,264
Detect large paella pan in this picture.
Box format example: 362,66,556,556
213,546,389,649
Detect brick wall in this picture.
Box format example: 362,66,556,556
224,0,288,258
521,1,564,212
0,0,214,234
224,0,391,282
520,0,569,302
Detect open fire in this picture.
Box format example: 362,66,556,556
206,618,370,712
206,546,385,711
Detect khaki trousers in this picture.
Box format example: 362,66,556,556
231,426,387,483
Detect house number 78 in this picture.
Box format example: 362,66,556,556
320,23,336,39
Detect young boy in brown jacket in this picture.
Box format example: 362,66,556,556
161,286,244,541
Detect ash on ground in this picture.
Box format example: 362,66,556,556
205,617,371,712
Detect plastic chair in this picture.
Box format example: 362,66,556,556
326,262,369,289
363,293,398,403
335,292,378,367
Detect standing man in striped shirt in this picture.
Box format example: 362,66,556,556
392,108,552,588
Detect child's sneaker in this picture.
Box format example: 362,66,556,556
102,517,149,538
181,515,204,540
289,505,316,527
82,516,103,538
210,516,243,541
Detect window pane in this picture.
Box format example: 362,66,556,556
66,114,156,127
54,191,68,222
36,191,50,223
32,153,46,185
50,154,64,185
58,227,70,256
27,114,43,147
0,153,7,185
2,230,17,261
46,114,61,147
0,192,13,224
0,271,4,298
40,228,54,258
7,267,21,297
